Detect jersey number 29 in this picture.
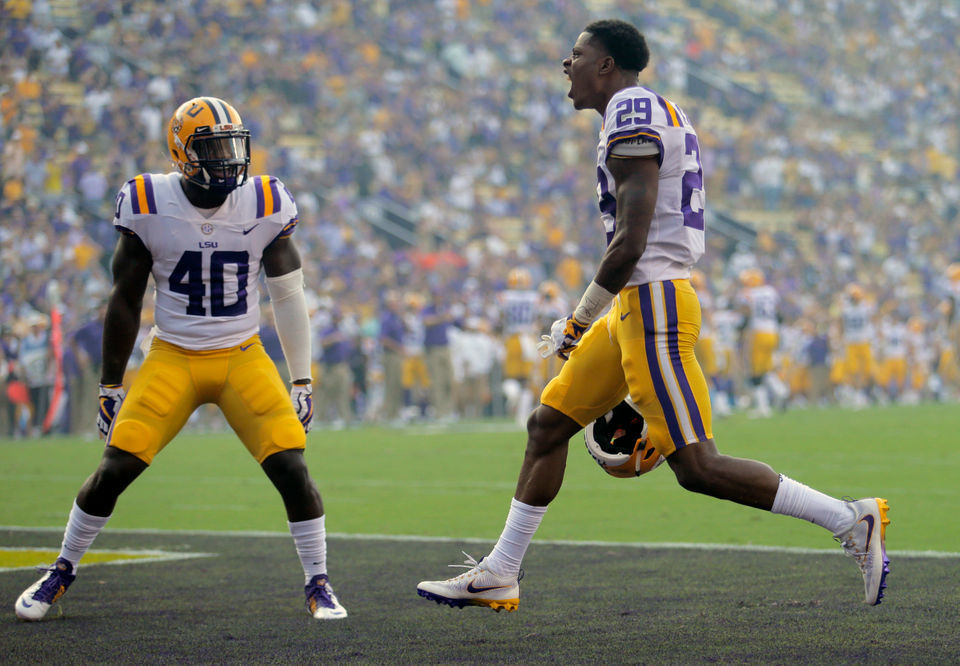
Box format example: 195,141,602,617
681,133,704,231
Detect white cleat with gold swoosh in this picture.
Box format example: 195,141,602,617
417,552,521,612
833,498,890,605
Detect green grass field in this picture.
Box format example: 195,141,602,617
2,403,956,551
1,404,958,663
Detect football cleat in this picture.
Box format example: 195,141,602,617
304,574,347,620
833,498,891,605
15,557,76,621
417,552,521,612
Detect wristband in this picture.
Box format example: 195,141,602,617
573,280,618,324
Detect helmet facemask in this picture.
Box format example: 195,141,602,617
183,129,251,192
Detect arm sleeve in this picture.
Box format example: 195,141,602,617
264,268,312,382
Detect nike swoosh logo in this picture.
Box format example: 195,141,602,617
242,224,259,235
20,598,33,608
620,311,630,321
466,581,512,594
239,343,254,351
860,513,875,549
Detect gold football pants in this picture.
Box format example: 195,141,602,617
542,279,713,457
106,335,305,464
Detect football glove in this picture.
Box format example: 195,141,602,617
291,382,314,433
537,317,566,359
536,314,590,360
97,383,125,440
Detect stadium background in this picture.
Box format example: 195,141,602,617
3,0,959,437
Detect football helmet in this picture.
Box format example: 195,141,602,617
947,263,960,283
846,283,865,302
539,280,562,300
167,96,250,192
507,268,532,290
404,291,425,311
690,269,707,290
584,398,665,478
738,268,764,288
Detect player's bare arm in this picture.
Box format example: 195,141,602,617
100,233,152,385
594,154,659,294
262,235,302,278
541,152,662,360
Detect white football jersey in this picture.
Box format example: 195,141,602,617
597,86,705,286
841,301,874,343
499,289,540,334
711,308,743,353
741,285,780,334
907,330,933,365
113,172,299,350
537,295,569,326
880,319,907,359
403,312,425,354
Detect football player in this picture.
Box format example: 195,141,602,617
838,284,876,407
417,21,890,612
422,290,456,422
534,280,569,394
709,296,744,417
15,97,346,621
401,291,430,422
876,313,908,402
904,317,932,402
498,267,540,427
940,264,960,395
736,268,781,417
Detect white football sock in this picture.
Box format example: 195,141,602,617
484,498,547,577
289,516,327,584
770,475,856,534
754,384,770,413
60,501,111,570
714,390,731,416
516,389,533,428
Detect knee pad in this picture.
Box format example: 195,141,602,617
271,417,306,449
109,419,159,464
255,416,306,463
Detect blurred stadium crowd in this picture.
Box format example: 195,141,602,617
2,0,959,436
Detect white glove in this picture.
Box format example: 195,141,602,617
536,317,567,359
97,383,126,440
536,315,590,360
291,382,313,433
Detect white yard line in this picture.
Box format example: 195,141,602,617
2,525,955,559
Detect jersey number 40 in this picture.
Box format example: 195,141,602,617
170,250,249,316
